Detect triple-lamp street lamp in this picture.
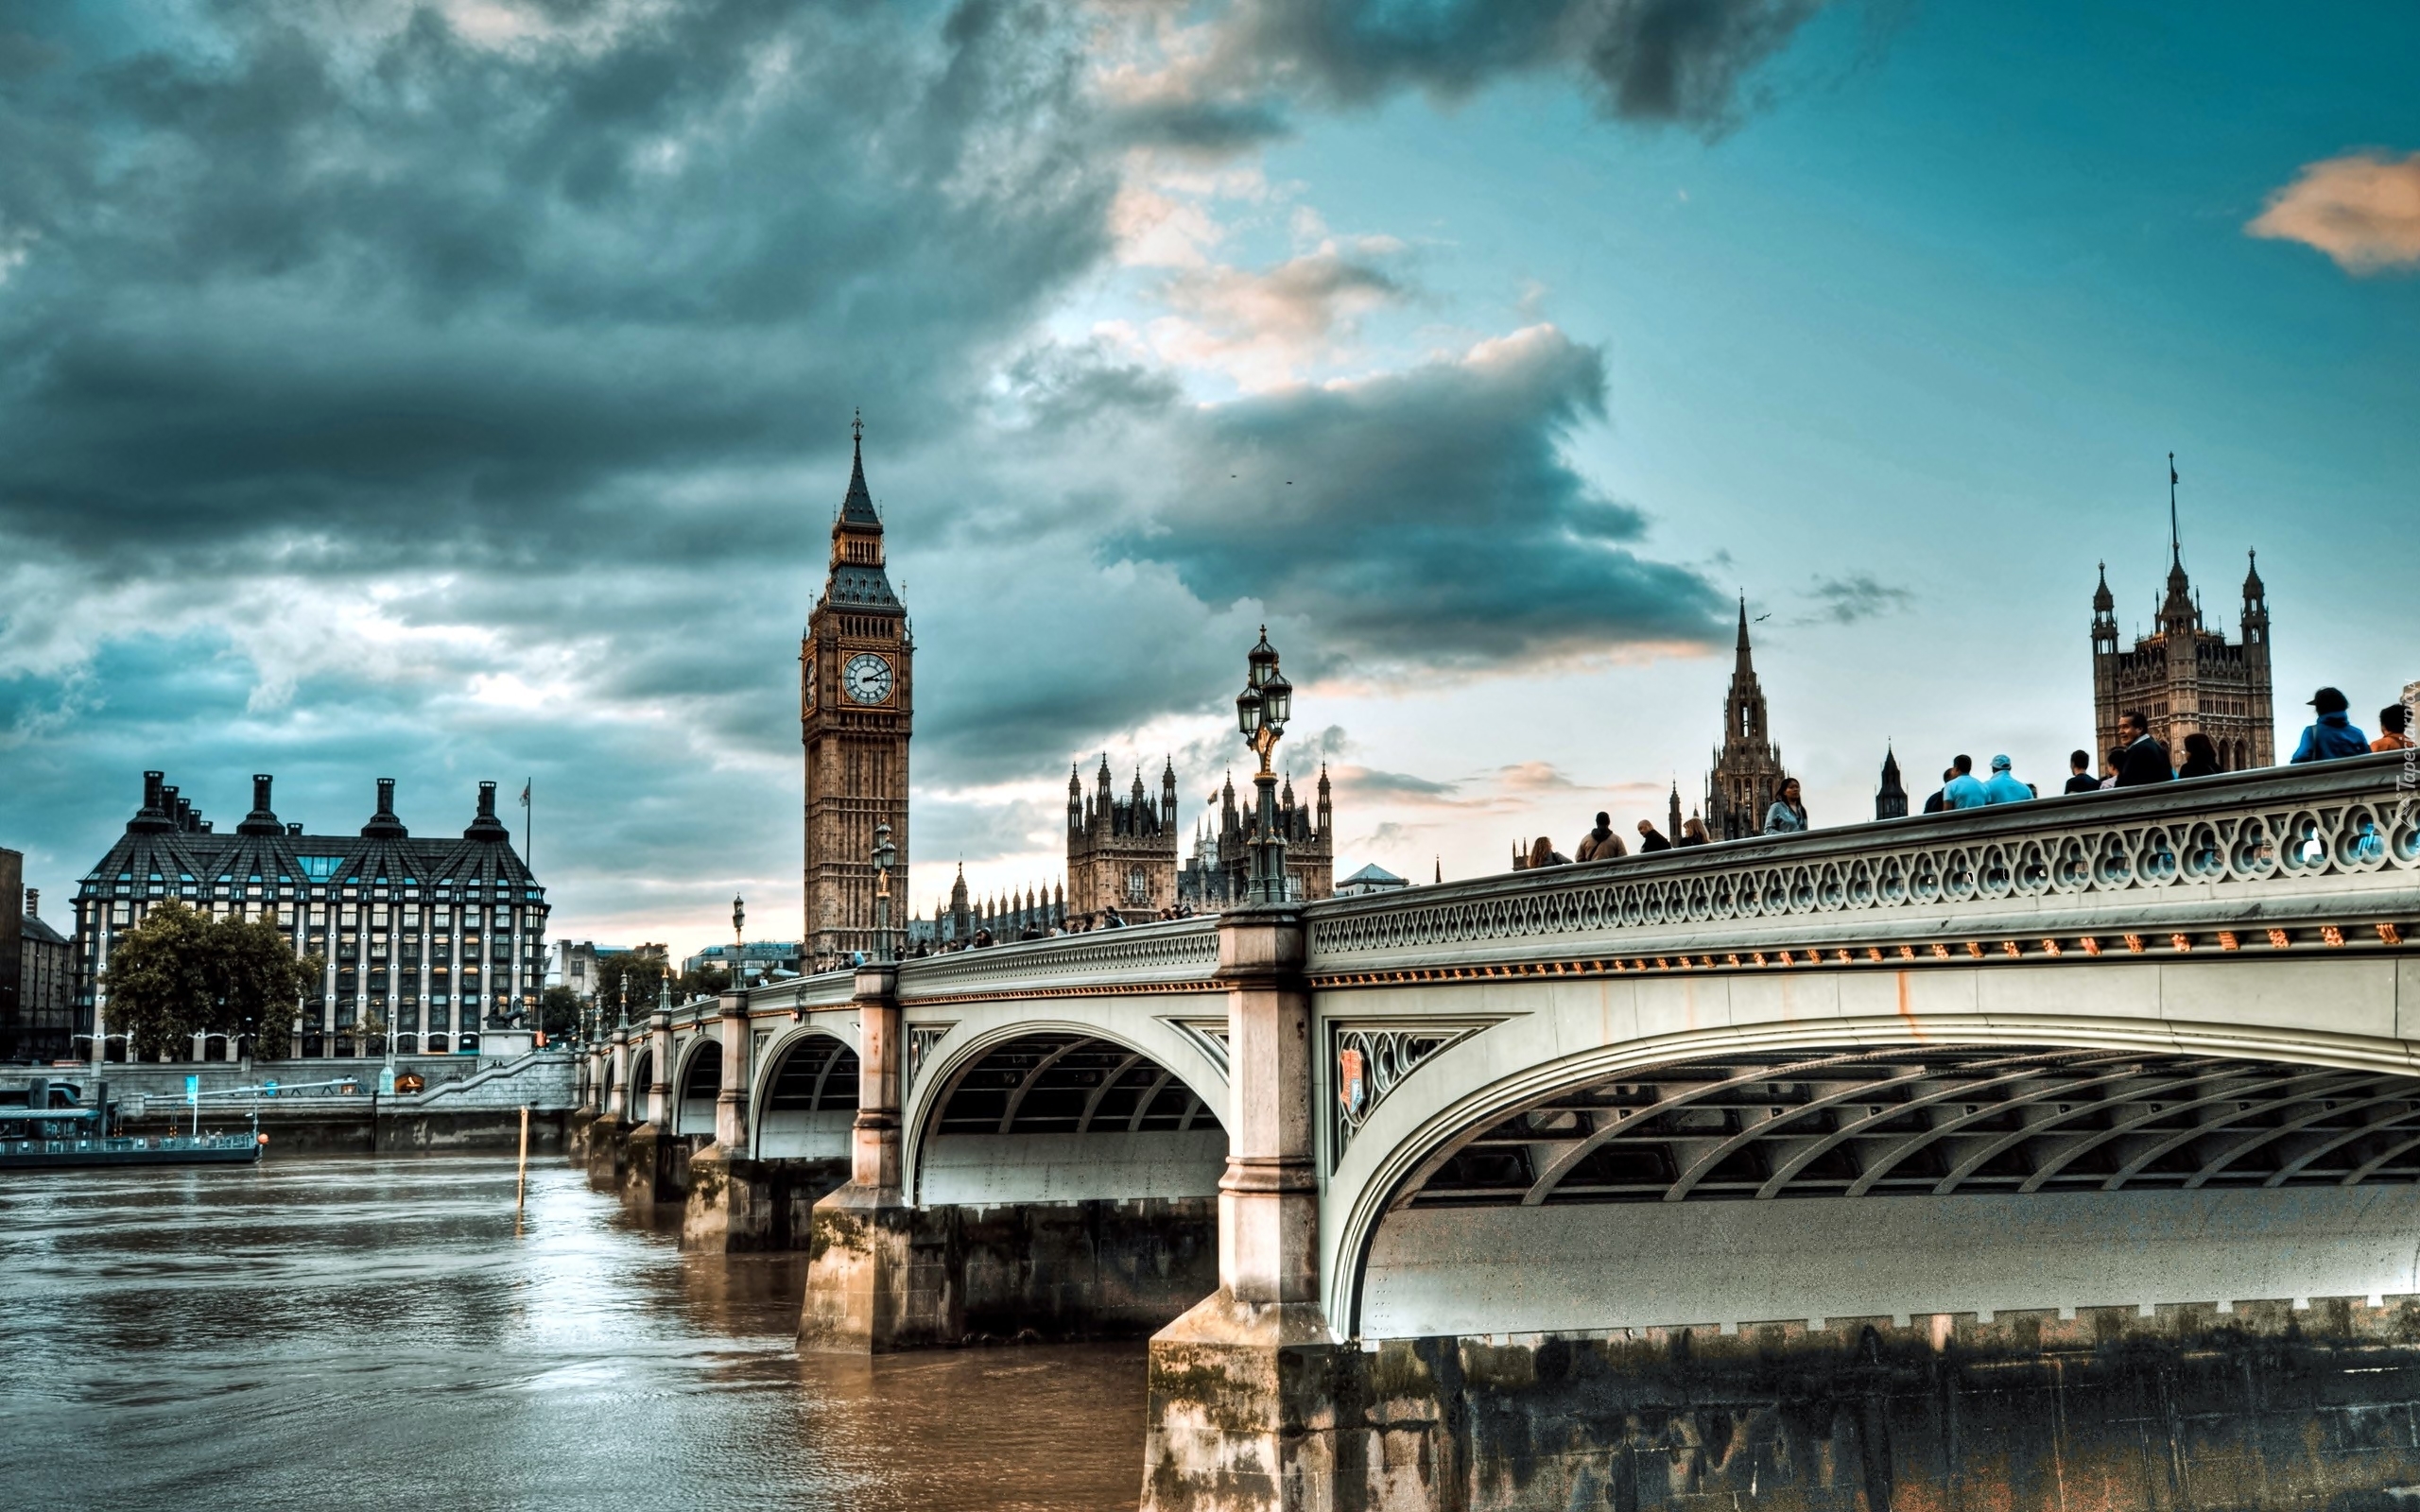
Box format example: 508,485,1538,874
871,821,897,964
1233,627,1294,905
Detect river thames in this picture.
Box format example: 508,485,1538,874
0,1153,1148,1511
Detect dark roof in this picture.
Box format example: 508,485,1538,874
21,912,69,946
78,776,542,899
827,563,900,608
838,426,882,530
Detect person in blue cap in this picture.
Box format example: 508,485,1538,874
1979,754,2032,804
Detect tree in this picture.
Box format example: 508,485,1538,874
539,985,581,1040
676,963,730,1000
594,952,666,1024
103,901,323,1060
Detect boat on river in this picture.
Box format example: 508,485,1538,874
0,1079,262,1169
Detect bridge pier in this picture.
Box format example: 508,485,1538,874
621,996,688,1208
1144,906,1342,1512
682,988,767,1251
799,963,914,1350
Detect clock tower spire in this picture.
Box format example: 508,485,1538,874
803,411,913,971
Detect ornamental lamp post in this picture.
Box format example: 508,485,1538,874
1234,626,1294,905
731,894,746,993
871,822,897,964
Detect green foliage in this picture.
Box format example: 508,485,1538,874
539,984,581,1040
102,900,322,1060
594,952,666,1022
677,963,730,1000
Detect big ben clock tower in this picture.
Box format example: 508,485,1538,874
802,415,912,971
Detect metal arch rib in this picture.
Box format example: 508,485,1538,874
1668,1050,2083,1203
2342,1128,2420,1186
1519,1049,1888,1206
1126,1070,1173,1133
1075,1053,1145,1135
997,1037,1094,1134
1920,1065,2214,1196
2017,1067,2351,1194
2259,1096,2420,1187
807,1038,849,1112
2100,1073,2379,1190
1736,1051,2135,1200
2186,1087,2414,1189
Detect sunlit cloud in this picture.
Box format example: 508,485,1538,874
2247,150,2420,275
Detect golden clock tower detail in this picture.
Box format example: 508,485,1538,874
802,416,912,971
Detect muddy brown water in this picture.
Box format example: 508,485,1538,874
0,1153,1147,1511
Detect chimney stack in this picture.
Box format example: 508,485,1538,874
24,888,37,919
361,777,408,839
237,773,285,836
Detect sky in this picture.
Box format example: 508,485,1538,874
1,0,2414,960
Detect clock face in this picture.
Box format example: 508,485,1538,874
843,652,893,705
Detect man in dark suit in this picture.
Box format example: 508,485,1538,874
2063,749,2100,795
2114,712,2173,787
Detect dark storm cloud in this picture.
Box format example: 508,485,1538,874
0,0,1823,934
1104,325,1725,674
1149,0,1840,145
0,0,1116,564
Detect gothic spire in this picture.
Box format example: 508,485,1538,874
839,409,880,530
1735,593,1754,671
2092,560,2115,614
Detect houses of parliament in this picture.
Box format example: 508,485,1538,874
800,424,1332,968
1697,532,2278,834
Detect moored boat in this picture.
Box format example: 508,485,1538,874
0,1079,262,1169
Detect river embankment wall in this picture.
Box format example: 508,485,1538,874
26,1052,576,1153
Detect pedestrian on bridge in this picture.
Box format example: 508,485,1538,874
1678,815,1711,847
2064,749,2100,795
1528,835,1571,868
1943,755,1988,809
1573,813,1626,863
1979,754,2031,804
2114,713,2174,786
2179,730,2223,780
2370,702,2411,753
2291,687,2370,764
1762,778,1808,834
1635,820,1672,852
1922,766,1954,814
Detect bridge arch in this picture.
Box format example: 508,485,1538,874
1329,1013,2420,1341
673,1034,722,1137
907,1019,1226,1207
746,1026,860,1160
626,1046,654,1118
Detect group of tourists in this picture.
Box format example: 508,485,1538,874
1527,683,2411,868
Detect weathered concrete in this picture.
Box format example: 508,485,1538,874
681,1149,849,1252
584,1110,630,1188
620,1123,696,1208
1145,1299,2420,1511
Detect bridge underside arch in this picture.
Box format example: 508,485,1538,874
626,1048,653,1109
676,1040,720,1137
917,1031,1225,1206
756,1034,858,1159
1361,1041,2420,1340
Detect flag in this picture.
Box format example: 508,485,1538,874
519,781,530,808
2170,461,2179,486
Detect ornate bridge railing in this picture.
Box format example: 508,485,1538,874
894,917,1220,1005
1305,754,2417,981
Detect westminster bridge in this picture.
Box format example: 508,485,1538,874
574,753,2420,1511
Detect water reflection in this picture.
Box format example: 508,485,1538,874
0,1155,1145,1511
